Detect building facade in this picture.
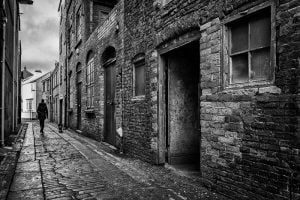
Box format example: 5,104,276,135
0,0,33,146
57,0,300,199
36,72,51,112
21,70,46,120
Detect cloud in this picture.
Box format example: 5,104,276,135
20,0,60,73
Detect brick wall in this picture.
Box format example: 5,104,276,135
59,0,300,199
198,0,300,199
67,0,124,141
124,0,300,199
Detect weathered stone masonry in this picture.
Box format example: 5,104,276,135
65,0,124,142
123,0,300,199
59,0,300,199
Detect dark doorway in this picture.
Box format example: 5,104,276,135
59,99,63,125
164,41,200,169
64,98,68,127
103,47,116,146
76,63,82,130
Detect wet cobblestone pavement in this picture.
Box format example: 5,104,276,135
7,122,229,200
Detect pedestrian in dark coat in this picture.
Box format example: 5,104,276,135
37,99,48,133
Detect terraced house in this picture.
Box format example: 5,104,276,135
58,0,300,199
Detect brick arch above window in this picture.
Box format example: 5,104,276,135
101,46,116,66
86,50,95,64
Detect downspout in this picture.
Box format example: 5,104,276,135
12,0,17,132
1,0,7,146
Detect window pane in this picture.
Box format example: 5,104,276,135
231,53,248,83
250,15,271,50
135,63,145,96
251,48,270,81
231,22,248,53
87,87,90,107
91,86,94,107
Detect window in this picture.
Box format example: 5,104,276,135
26,99,33,111
43,82,45,92
56,71,58,86
86,52,95,108
59,34,62,54
76,7,82,41
67,26,71,51
223,5,274,87
99,11,109,26
133,55,145,96
47,79,50,91
60,66,63,85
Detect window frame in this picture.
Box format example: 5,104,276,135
86,56,95,108
26,99,33,111
132,55,146,98
75,6,82,42
222,1,276,89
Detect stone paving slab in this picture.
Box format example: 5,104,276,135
7,189,44,200
18,152,35,163
9,172,43,191
7,122,229,200
15,161,40,172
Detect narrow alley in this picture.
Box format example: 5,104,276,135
7,122,227,200
1,0,299,199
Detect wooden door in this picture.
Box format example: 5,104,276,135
77,82,82,130
104,64,116,146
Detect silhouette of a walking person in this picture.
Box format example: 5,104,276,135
37,99,48,133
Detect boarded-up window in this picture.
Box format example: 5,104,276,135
134,59,145,96
228,8,271,84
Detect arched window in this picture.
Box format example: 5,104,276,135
86,51,95,108
101,46,116,66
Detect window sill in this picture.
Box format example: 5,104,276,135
223,81,281,94
225,80,273,90
131,95,145,101
85,109,95,114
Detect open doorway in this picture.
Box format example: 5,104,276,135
162,40,200,171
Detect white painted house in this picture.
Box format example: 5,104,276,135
21,72,46,120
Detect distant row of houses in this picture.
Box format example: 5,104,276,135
21,62,63,125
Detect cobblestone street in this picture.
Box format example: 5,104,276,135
6,122,228,200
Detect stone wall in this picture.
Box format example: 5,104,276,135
198,0,300,199
67,0,124,141
60,0,300,199
124,0,300,199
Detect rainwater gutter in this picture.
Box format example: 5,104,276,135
1,0,7,146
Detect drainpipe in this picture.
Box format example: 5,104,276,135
12,0,17,132
1,0,7,146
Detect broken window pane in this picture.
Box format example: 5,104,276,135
251,48,270,81
231,53,248,83
231,22,248,54
250,15,271,50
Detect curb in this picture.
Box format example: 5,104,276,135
0,123,28,200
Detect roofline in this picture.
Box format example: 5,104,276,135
58,0,62,12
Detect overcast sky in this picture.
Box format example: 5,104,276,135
20,0,60,73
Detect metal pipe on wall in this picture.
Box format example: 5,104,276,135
1,0,7,146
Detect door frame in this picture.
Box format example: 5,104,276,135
157,33,201,164
76,82,82,130
103,58,116,145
